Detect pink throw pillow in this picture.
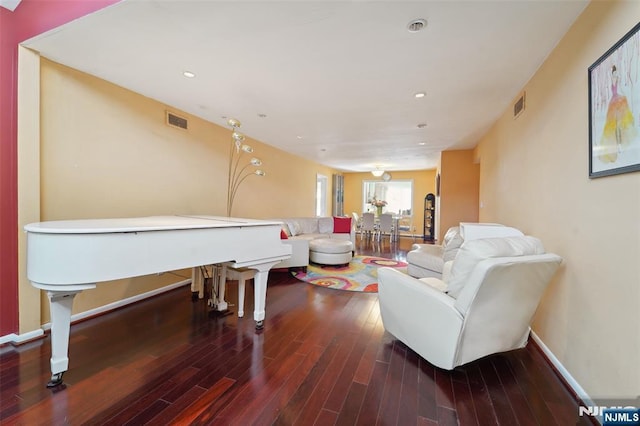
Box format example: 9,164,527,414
333,216,351,233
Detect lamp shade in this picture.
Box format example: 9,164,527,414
371,170,385,177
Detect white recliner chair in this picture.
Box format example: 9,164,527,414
407,223,525,279
407,226,463,278
378,236,562,370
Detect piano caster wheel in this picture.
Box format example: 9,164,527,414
255,320,264,331
46,372,64,388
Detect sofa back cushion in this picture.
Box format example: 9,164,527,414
319,217,334,233
286,220,303,236
446,236,545,298
280,218,319,236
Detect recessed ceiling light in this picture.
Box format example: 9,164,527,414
418,142,426,146
407,19,427,33
417,123,427,128
183,71,196,78
297,136,303,140
258,113,267,118
414,92,426,98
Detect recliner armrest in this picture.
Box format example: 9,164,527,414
410,244,445,257
419,276,448,292
378,268,458,312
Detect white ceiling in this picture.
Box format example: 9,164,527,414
22,0,588,172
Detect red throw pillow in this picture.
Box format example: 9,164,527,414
333,216,351,233
280,229,288,239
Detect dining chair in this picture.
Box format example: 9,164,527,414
377,213,394,244
360,212,376,241
352,212,362,237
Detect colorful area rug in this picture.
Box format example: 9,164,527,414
291,255,408,293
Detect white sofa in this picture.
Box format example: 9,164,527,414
379,235,562,370
407,223,524,279
274,217,356,269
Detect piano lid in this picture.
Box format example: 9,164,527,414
24,215,285,234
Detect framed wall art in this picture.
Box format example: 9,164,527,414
588,22,640,178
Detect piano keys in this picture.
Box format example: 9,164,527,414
24,215,291,387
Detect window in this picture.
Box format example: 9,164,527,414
316,174,328,216
362,180,413,216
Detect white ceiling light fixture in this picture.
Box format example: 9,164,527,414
371,168,385,177
414,92,426,98
182,71,196,78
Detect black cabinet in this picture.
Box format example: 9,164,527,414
423,193,435,242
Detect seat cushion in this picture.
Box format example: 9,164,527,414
446,236,545,298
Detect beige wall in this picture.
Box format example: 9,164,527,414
475,1,640,399
438,150,480,241
343,169,436,236
20,59,336,325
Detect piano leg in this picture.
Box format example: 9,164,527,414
190,267,204,301
217,265,228,312
46,290,80,388
252,269,269,330
246,260,283,330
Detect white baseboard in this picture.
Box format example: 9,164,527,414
0,279,191,343
530,331,593,406
0,328,44,345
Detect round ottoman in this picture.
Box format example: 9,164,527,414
309,239,353,266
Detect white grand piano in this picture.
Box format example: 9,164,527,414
24,215,291,387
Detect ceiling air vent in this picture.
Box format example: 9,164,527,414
513,92,526,119
166,111,188,130
407,19,427,33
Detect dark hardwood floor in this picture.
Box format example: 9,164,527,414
1,237,591,425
